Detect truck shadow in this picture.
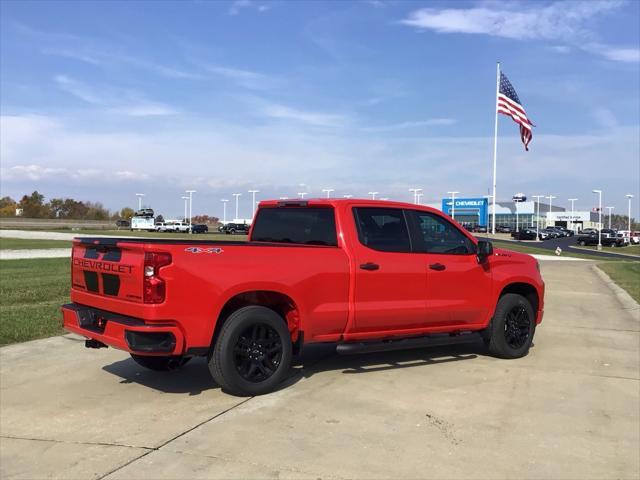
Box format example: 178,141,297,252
101,340,486,396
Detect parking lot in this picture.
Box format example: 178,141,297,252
1,259,638,479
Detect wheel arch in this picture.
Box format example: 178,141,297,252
499,282,539,316
211,290,301,351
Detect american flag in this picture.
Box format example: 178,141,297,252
497,72,533,151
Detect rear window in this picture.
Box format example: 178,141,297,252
251,207,338,246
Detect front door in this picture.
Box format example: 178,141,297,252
407,210,492,327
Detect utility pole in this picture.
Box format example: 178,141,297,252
568,198,578,233
185,190,196,234
532,195,544,241
368,192,378,200
135,193,145,210
545,195,557,229
447,191,459,220
605,206,614,230
626,194,634,234
248,190,259,218
232,193,241,221
221,199,229,224
322,188,335,198
593,189,602,250
409,188,422,204
181,196,189,222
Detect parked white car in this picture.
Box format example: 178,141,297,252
159,221,190,233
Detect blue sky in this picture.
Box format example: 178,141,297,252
1,0,639,219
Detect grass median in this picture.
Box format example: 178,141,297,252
598,262,640,304
0,238,72,250
0,258,69,346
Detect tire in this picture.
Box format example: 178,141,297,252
484,293,535,359
130,354,191,371
208,306,292,396
579,240,586,246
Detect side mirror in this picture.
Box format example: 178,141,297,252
477,240,493,263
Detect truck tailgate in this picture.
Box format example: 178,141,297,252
71,240,145,303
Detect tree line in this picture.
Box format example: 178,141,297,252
0,191,221,224
0,191,133,220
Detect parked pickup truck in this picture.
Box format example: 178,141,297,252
62,199,545,396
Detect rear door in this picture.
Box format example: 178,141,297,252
350,207,427,333
407,210,492,327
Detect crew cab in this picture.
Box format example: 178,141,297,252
62,199,545,396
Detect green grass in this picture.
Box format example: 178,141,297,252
598,262,640,303
0,258,70,346
0,238,72,250
574,244,640,257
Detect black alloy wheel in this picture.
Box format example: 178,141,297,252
233,323,283,383
503,304,531,349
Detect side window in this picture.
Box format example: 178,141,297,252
353,208,411,252
410,211,475,255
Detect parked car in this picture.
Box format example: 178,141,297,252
631,231,640,245
472,225,488,233
115,219,130,228
554,227,574,237
614,231,630,247
219,222,250,235
135,208,154,218
63,199,545,396
191,224,209,234
580,228,598,235
160,221,190,233
576,230,617,247
496,225,513,233
541,227,560,239
511,229,538,241
155,222,169,232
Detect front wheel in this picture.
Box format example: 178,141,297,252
484,293,535,359
130,354,191,371
579,240,586,246
208,306,292,396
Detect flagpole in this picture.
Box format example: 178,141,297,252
491,62,500,235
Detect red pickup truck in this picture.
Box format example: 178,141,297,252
62,199,544,396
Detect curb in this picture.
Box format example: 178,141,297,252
592,265,640,316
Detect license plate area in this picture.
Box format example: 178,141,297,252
77,309,108,333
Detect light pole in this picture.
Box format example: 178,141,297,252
568,198,578,233
232,193,241,221
626,194,634,233
185,190,196,233
181,196,189,222
593,189,602,250
532,195,544,241
135,193,145,210
416,192,424,205
545,195,556,229
221,199,229,224
322,188,335,198
368,191,378,200
409,188,422,204
297,192,307,199
447,191,459,220
605,206,614,229
248,190,259,218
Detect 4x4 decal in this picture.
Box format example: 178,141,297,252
184,247,224,254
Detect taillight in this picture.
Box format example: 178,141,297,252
143,252,171,304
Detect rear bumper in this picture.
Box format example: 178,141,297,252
62,303,185,355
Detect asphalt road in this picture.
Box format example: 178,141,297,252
491,234,639,260
1,260,638,479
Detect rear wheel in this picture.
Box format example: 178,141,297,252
484,293,535,359
579,240,586,246
208,306,292,396
130,354,191,371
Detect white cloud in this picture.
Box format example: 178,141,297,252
204,65,281,90
54,75,178,116
401,1,638,63
228,0,271,16
361,119,457,132
261,104,348,127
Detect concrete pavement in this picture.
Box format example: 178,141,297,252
1,260,638,479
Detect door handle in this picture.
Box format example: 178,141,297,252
360,262,380,271
429,263,446,271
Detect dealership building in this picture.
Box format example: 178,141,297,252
431,197,601,231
